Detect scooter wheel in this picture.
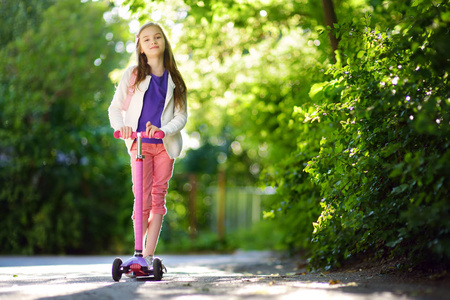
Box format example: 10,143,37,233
153,258,163,281
112,258,123,281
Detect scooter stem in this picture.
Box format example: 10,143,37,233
134,132,144,256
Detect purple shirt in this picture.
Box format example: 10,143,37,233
137,70,168,144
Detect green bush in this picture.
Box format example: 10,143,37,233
303,1,449,269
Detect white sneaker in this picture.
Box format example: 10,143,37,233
144,255,153,266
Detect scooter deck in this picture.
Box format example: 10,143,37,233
121,256,154,276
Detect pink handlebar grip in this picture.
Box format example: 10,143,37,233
113,130,165,139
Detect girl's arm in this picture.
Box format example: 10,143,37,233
160,94,188,137
108,66,135,131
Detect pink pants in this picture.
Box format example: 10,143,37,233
130,142,174,218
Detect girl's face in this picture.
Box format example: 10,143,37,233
139,25,166,59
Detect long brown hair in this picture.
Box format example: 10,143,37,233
134,22,187,109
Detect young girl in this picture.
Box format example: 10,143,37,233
108,22,187,270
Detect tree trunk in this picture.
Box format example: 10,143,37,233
321,0,339,62
217,168,226,242
188,173,197,239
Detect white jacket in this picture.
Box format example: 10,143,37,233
108,66,187,159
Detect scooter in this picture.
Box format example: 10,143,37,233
112,130,165,281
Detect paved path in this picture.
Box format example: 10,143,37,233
1,251,449,299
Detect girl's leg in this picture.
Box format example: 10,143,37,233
143,144,174,257
143,212,163,257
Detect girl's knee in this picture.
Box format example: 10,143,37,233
152,206,167,216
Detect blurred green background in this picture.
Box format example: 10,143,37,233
1,0,448,271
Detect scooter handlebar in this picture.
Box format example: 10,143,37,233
114,130,165,139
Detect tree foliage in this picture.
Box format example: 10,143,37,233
0,0,131,254
122,0,336,251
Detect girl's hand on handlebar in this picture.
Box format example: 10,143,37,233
119,126,133,139
146,121,163,139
